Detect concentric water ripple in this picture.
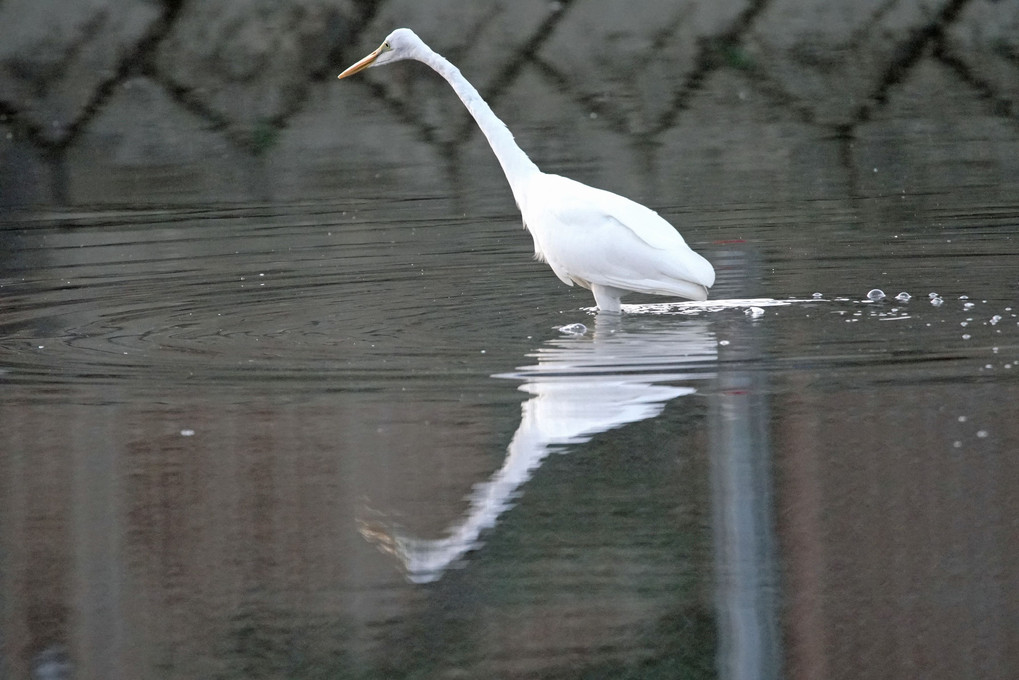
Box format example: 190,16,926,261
3,199,1019,393
1,202,552,388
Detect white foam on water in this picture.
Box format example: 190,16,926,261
618,297,824,316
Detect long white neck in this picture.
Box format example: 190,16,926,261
416,45,540,204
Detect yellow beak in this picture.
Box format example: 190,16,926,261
338,45,384,79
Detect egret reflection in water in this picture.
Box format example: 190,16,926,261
360,315,718,583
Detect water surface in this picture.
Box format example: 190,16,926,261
2,192,1018,679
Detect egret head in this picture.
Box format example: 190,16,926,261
338,28,424,79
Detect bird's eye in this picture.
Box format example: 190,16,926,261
382,41,391,51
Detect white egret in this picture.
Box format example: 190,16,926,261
338,28,715,313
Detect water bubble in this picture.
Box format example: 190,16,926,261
962,334,971,340
963,302,975,310
930,297,943,307
928,292,939,298
976,430,988,439
812,292,823,299
180,429,196,437
959,295,969,300
558,323,587,335
746,307,765,318
719,339,730,346
895,292,911,302
990,315,1002,325
958,416,967,422
866,289,886,301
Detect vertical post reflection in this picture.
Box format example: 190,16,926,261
709,245,781,680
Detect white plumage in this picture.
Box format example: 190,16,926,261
339,28,715,313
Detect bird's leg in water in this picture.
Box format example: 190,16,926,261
592,284,625,314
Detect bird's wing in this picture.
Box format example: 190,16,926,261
525,174,715,294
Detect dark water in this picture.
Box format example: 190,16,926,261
2,190,1018,679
